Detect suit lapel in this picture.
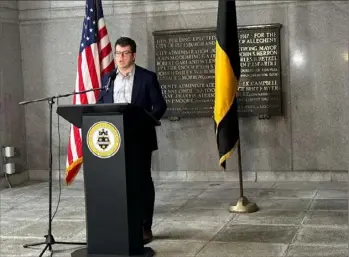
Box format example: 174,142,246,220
131,65,141,103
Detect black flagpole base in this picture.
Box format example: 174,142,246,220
71,247,155,257
23,234,86,257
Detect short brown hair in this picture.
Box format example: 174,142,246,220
115,37,136,53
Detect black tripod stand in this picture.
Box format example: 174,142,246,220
18,87,104,257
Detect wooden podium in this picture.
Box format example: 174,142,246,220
57,103,158,257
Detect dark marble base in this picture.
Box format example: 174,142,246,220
71,247,155,257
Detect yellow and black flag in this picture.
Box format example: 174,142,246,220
214,0,240,169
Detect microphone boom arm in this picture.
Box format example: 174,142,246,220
18,87,103,106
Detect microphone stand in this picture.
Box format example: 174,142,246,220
19,86,106,257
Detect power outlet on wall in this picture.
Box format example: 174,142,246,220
0,148,4,177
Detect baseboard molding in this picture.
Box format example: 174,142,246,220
28,169,84,183
25,169,348,184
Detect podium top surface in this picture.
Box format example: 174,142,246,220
57,103,160,128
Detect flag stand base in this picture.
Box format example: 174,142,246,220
229,196,259,213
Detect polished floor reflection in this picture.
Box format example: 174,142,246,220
0,180,347,257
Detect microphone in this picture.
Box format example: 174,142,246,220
97,70,118,102
104,70,118,92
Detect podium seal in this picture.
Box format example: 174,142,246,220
87,121,121,158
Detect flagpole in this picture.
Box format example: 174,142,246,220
237,142,244,198
94,0,98,13
214,0,258,213
229,139,259,213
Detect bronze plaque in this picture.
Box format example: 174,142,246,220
153,24,282,118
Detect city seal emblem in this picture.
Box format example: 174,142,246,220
86,121,121,158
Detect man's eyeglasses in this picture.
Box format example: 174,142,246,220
115,51,132,56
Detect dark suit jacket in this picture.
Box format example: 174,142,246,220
97,65,167,151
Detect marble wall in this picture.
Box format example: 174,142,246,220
16,1,349,181
0,1,27,183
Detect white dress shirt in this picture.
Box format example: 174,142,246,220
113,65,135,103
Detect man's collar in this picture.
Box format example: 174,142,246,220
128,64,135,76
116,64,135,77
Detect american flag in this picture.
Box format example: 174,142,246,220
65,0,115,185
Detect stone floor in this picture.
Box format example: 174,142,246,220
0,180,348,257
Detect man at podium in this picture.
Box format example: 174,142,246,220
97,37,167,244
